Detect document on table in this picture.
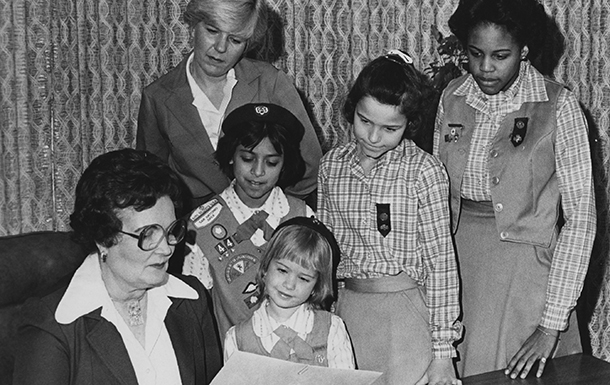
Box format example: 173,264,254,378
211,351,382,385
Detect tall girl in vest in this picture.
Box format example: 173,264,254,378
434,0,595,379
182,103,313,339
318,50,462,385
224,216,355,369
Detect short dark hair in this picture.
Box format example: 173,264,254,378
449,0,547,56
70,149,183,253
342,52,438,143
215,112,305,189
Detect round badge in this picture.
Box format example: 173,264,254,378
211,224,227,240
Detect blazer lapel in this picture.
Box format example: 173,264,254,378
85,314,138,385
163,67,216,158
227,59,262,113
166,298,197,385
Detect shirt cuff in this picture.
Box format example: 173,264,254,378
541,303,571,331
432,340,457,360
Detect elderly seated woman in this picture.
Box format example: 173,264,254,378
13,149,222,385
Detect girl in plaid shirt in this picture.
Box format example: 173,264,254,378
318,51,462,385
434,0,595,379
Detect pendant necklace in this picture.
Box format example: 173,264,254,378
112,292,147,327
126,296,145,326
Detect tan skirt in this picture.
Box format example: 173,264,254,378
455,200,581,377
337,273,431,385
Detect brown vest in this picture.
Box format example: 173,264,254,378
437,74,564,247
189,194,306,338
235,309,331,367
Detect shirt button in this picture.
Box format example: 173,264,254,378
494,203,503,212
500,231,508,239
490,149,498,158
491,176,500,185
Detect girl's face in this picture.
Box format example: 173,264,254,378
264,258,318,321
353,95,407,161
466,23,526,95
232,137,284,208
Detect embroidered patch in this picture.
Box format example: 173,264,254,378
224,236,235,250
445,123,463,142
191,199,223,228
510,117,528,147
243,282,258,294
244,292,261,309
211,224,227,240
225,254,258,283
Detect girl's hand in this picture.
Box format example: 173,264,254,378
505,326,559,379
423,358,461,385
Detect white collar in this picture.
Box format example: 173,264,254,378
221,181,289,225
55,254,198,324
186,53,236,109
253,299,314,338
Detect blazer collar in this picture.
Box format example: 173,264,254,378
82,292,200,385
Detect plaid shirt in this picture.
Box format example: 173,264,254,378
433,61,596,330
318,139,461,358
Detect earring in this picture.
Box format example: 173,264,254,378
100,252,107,263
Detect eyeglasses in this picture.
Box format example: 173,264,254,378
119,219,187,251
383,49,414,66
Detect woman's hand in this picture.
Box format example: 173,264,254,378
417,358,461,385
505,326,559,379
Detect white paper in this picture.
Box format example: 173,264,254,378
211,351,382,385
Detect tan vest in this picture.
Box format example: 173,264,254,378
437,75,564,247
189,194,306,337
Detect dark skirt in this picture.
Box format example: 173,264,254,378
455,199,581,377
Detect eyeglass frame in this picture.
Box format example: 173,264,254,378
118,218,187,251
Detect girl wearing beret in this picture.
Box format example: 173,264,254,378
182,103,314,340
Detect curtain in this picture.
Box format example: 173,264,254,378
1,0,610,360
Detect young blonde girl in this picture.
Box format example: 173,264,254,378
224,216,355,369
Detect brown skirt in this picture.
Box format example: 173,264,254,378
337,273,431,385
455,200,581,377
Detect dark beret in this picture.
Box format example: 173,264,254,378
222,103,305,142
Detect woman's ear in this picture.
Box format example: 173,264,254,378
521,45,530,60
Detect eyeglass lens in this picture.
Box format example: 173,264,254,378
139,219,186,251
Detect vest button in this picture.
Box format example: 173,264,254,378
490,149,499,158
491,176,500,185
500,231,508,239
494,203,503,212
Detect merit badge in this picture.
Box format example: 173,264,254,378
211,224,227,240
244,291,261,309
214,242,228,260
224,254,258,283
191,199,223,228
242,282,261,309
376,203,391,237
224,236,236,251
242,282,258,294
445,124,463,142
510,118,528,147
